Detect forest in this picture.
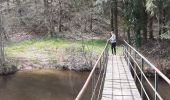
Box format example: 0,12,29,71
0,0,169,100
1,0,169,74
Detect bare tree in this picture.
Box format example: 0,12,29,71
0,15,5,67
58,0,62,32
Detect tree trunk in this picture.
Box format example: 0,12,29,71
149,16,154,39
84,16,87,32
90,12,93,31
0,15,5,67
34,0,38,12
58,0,62,32
16,0,21,15
158,1,163,37
7,0,10,12
127,27,131,45
162,9,166,34
135,22,141,48
110,0,114,31
113,0,118,40
49,0,54,37
44,0,54,37
89,0,93,31
16,0,23,24
142,6,148,42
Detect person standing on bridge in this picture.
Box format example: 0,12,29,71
108,31,116,55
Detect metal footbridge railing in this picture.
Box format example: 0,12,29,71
76,41,109,100
123,40,170,100
76,40,170,100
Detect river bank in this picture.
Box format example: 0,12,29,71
139,39,170,78
7,47,98,72
1,38,108,75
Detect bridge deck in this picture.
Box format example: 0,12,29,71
102,55,141,100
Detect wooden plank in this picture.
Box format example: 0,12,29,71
102,55,141,100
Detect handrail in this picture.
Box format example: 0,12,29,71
76,41,109,100
123,40,170,100
124,40,170,85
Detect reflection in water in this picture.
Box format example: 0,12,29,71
147,78,170,100
0,69,89,100
136,77,170,100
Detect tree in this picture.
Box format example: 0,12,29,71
108,0,118,39
110,0,114,31
122,0,132,44
58,0,62,32
146,0,170,38
141,0,148,42
113,0,118,40
148,16,154,39
0,15,5,67
123,0,143,47
44,0,53,37
89,0,94,31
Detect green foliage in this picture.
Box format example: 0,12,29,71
146,0,157,16
146,0,170,16
71,0,93,10
160,31,170,39
123,0,144,47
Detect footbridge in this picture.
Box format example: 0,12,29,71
75,40,170,100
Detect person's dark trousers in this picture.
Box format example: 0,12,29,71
111,42,116,55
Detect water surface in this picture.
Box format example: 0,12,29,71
0,69,89,100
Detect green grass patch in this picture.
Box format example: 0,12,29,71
5,38,122,57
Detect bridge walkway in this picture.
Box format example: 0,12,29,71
102,55,141,100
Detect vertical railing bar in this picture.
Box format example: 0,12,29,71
134,52,137,82
92,59,103,100
91,44,109,100
127,45,130,68
126,49,163,99
124,40,170,85
126,46,128,64
91,72,94,100
76,41,109,100
129,45,131,55
97,53,107,99
97,44,108,100
141,58,144,99
124,41,164,100
155,71,158,100
124,46,128,64
123,46,124,56
94,68,96,100
93,62,98,100
100,57,102,71
127,55,151,100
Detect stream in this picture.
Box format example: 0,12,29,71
0,69,90,100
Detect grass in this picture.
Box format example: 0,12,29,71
6,38,69,54
5,38,123,57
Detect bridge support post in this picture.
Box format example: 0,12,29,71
126,45,130,69
154,71,158,100
91,72,96,100
141,58,144,100
134,52,137,82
